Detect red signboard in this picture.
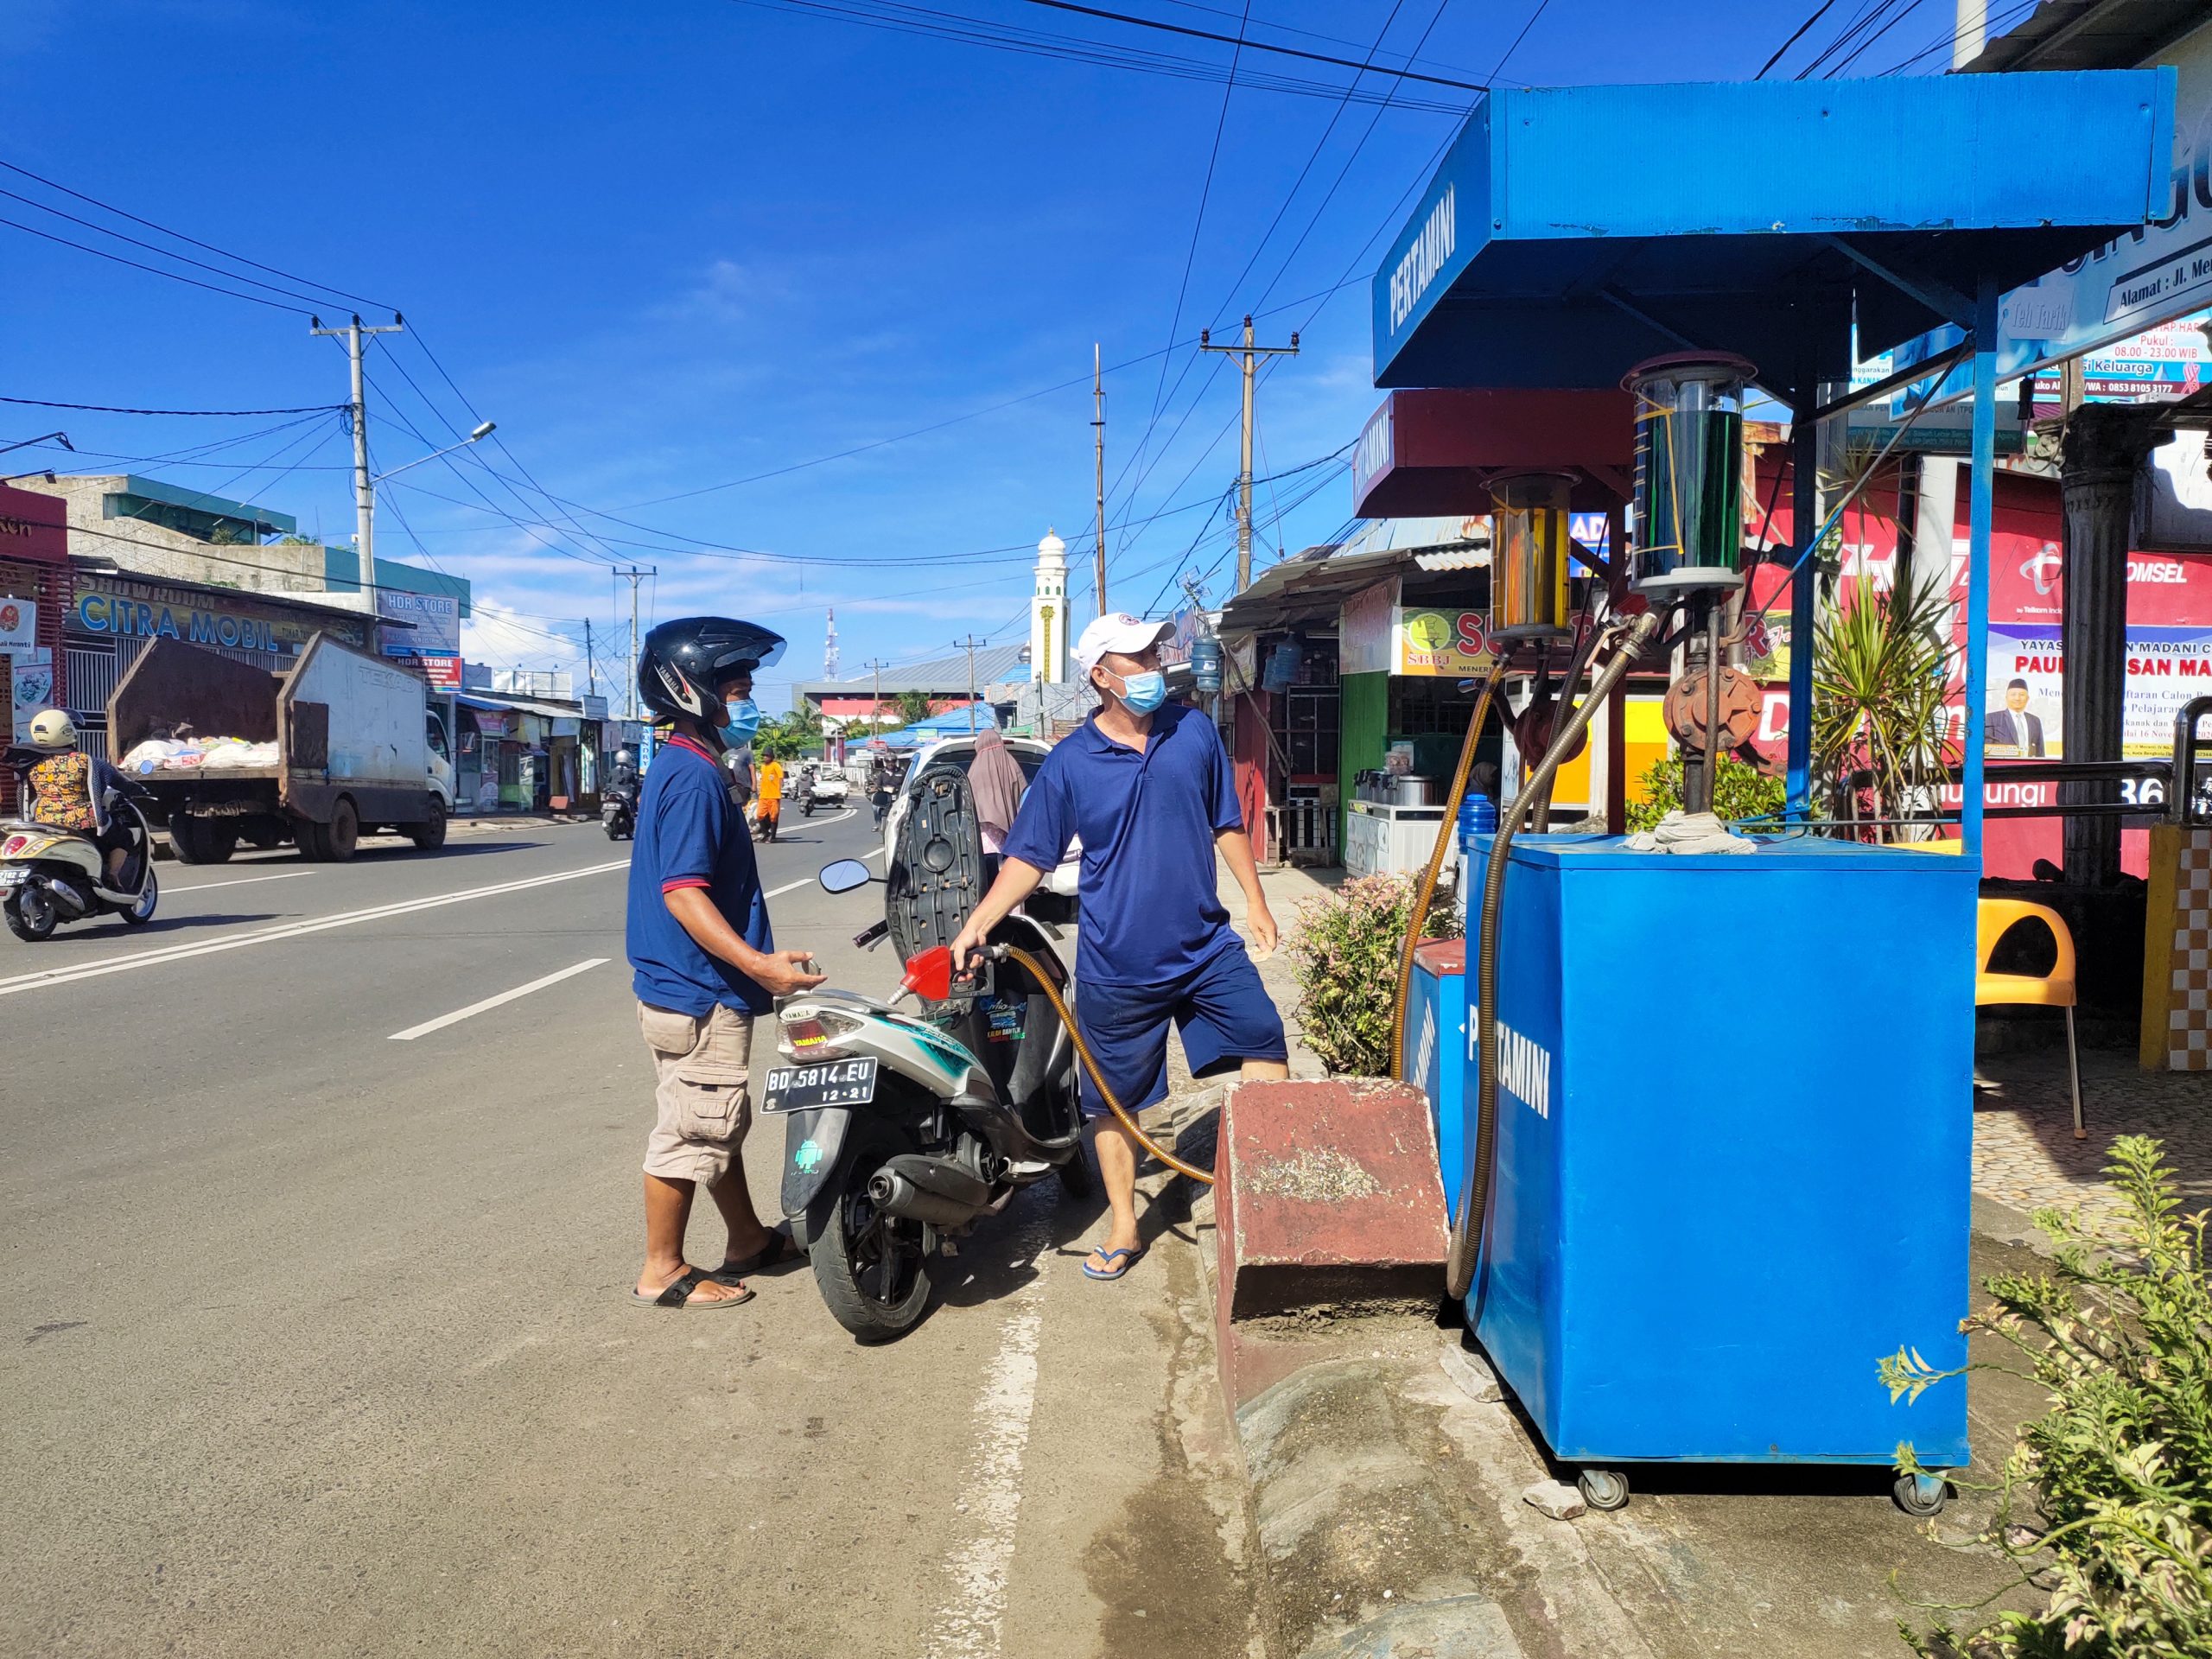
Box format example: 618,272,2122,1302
0,482,67,566
416,652,462,690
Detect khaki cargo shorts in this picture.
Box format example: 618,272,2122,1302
638,1001,755,1184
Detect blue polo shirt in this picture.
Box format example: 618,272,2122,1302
626,734,775,1016
1001,702,1245,988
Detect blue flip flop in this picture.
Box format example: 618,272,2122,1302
1083,1245,1144,1281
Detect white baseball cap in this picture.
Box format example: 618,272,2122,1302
1075,613,1173,676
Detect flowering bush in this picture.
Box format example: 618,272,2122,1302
1289,874,1461,1077
1886,1136,2212,1657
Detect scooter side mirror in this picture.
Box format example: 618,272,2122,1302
899,944,953,1002
817,858,874,894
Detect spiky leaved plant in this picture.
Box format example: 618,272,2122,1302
1884,1136,2212,1657
1811,567,1960,841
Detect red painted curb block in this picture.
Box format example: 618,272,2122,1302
1218,1077,1448,1318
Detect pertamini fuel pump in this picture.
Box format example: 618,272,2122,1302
1626,352,1757,814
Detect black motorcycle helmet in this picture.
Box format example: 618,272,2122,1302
636,616,785,728
613,747,636,768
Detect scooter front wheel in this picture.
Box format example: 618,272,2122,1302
811,1122,932,1342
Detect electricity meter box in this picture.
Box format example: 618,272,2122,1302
1462,833,1974,1471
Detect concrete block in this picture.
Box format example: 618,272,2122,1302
1522,1479,1586,1522
1217,1077,1448,1325
1440,1344,1503,1403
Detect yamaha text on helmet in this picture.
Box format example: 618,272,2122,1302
636,617,786,728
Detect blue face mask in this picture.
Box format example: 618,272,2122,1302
1115,671,1167,715
720,697,760,747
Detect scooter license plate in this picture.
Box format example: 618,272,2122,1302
0,868,24,887
761,1057,878,1113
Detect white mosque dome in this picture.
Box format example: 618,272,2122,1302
1037,528,1066,564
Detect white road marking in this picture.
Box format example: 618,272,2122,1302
390,957,608,1041
0,858,629,999
922,1215,1051,1659
163,869,314,893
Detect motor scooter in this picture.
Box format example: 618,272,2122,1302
0,751,159,941
798,769,848,819
602,779,637,840
769,763,1087,1341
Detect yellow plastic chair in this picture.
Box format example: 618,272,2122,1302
1975,899,2085,1141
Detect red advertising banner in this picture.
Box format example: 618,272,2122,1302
1743,460,2212,878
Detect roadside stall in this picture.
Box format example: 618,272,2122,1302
1373,70,2174,1513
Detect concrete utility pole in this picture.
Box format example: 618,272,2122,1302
1951,0,1987,70
1199,315,1300,594
616,567,654,719
1092,343,1108,618
584,619,595,697
955,635,987,732
310,313,405,593
862,658,890,734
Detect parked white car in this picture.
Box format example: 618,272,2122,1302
882,733,1080,898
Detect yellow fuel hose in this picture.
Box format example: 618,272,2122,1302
1003,944,1217,1186
1389,655,1511,1080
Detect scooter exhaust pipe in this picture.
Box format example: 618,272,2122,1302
867,1169,982,1228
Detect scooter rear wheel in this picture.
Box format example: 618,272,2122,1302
811,1122,932,1342
5,887,56,942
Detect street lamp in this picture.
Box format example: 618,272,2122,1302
0,431,73,461
372,422,496,484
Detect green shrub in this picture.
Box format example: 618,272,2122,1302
1289,874,1461,1077
1624,751,1787,832
1885,1135,2212,1657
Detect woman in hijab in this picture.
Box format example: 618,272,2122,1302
966,726,1027,885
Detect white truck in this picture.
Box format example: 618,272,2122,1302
110,632,454,863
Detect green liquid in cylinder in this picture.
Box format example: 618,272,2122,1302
1633,404,1742,582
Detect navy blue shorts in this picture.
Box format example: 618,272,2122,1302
1073,943,1288,1120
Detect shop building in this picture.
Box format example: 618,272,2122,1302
0,481,70,814
455,667,614,814
61,563,387,756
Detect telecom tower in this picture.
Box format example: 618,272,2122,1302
823,607,840,683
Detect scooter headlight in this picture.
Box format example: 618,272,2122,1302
779,1007,864,1063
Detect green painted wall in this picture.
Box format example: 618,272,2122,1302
1338,671,1389,855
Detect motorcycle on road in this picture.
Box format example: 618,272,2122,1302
766,762,1087,1341
798,769,848,819
0,753,159,941
602,781,637,841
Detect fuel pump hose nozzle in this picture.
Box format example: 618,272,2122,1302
1001,944,1217,1186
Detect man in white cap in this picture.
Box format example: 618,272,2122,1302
950,613,1287,1281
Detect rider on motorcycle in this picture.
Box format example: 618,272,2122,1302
22,710,133,883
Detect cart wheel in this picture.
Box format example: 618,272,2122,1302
1577,1469,1629,1512
1892,1472,1948,1517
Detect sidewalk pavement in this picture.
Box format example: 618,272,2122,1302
1185,861,2085,1658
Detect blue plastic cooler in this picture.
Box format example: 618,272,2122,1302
1463,833,1974,1471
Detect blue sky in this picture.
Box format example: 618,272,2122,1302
0,0,1959,709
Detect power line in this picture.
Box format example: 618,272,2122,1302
0,184,343,312
1006,0,1488,91
1755,0,1844,77
0,394,344,417
0,156,394,312
0,212,311,313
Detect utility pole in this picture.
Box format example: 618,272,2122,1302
584,619,596,698
1092,343,1107,619
862,658,889,735
1199,315,1300,594
955,635,987,732
616,567,653,719
309,313,404,593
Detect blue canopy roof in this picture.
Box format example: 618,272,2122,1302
1373,73,2174,404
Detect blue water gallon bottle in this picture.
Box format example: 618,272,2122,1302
1457,792,1497,925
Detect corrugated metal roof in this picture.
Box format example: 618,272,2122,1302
793,642,1029,699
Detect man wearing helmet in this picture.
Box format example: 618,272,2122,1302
626,618,825,1311
22,709,132,883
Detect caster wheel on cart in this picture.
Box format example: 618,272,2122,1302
1577,1469,1629,1512
1892,1472,1948,1517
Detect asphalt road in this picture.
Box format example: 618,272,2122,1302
2,808,1251,1657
